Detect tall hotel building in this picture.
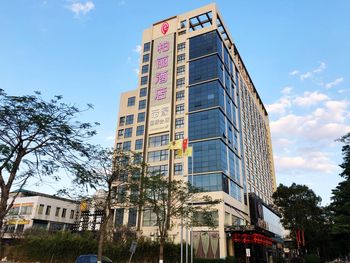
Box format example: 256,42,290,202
114,3,280,259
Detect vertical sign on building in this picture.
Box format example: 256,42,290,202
148,32,174,134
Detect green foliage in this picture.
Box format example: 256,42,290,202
329,132,350,256
6,230,182,263
304,254,321,263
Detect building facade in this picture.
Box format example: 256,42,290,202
3,189,79,238
114,3,277,259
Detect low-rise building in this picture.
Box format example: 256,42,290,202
3,189,79,238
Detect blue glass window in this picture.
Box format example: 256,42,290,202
190,173,228,193
136,125,144,136
189,139,227,174
189,109,226,141
189,80,225,112
126,115,134,125
135,139,143,150
189,31,222,59
189,55,223,85
138,112,145,123
140,88,147,97
124,127,132,138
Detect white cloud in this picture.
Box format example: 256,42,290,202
325,77,344,89
68,1,95,16
338,89,350,94
266,98,291,115
313,62,326,73
274,151,337,173
289,70,299,76
298,62,326,81
293,91,329,107
300,72,312,81
105,135,115,141
133,45,141,53
282,86,293,95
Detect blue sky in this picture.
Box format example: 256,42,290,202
1,0,349,204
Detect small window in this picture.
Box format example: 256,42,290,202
178,30,186,36
143,54,150,63
176,78,185,88
176,104,184,115
117,129,124,138
180,21,187,29
175,118,184,129
177,65,185,75
38,204,44,215
126,115,134,125
124,128,132,138
70,210,75,219
139,100,146,110
140,76,148,86
175,132,184,140
176,91,184,101
135,139,143,150
136,125,144,136
174,163,183,175
177,54,185,64
138,112,145,123
123,141,131,151
116,143,122,149
62,208,67,218
55,207,60,217
141,65,149,74
127,96,136,107
144,42,150,52
140,88,147,97
119,116,125,126
178,42,185,52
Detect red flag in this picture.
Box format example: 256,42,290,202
182,138,188,152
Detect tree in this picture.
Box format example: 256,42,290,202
63,147,143,263
272,183,325,255
125,173,218,263
0,89,97,254
329,133,350,256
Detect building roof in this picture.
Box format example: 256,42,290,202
10,189,79,204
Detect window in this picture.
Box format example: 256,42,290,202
138,112,145,123
124,128,132,138
119,116,125,126
177,65,185,75
176,104,184,115
140,88,147,97
179,21,187,29
142,209,157,226
175,132,184,140
174,163,183,175
175,118,184,129
123,141,131,151
16,224,25,233
148,165,168,176
44,206,50,216
62,208,67,218
117,129,124,138
38,204,44,215
128,208,137,227
126,115,134,125
136,125,144,136
176,91,185,101
116,143,122,149
142,54,150,63
127,96,136,107
20,205,32,215
141,65,149,74
148,150,169,162
143,42,150,52
178,42,186,52
55,207,60,217
177,78,185,89
135,139,143,150
115,208,124,226
70,210,75,219
138,99,146,110
140,76,148,86
189,31,222,60
189,55,223,85
177,54,185,64
148,134,169,147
